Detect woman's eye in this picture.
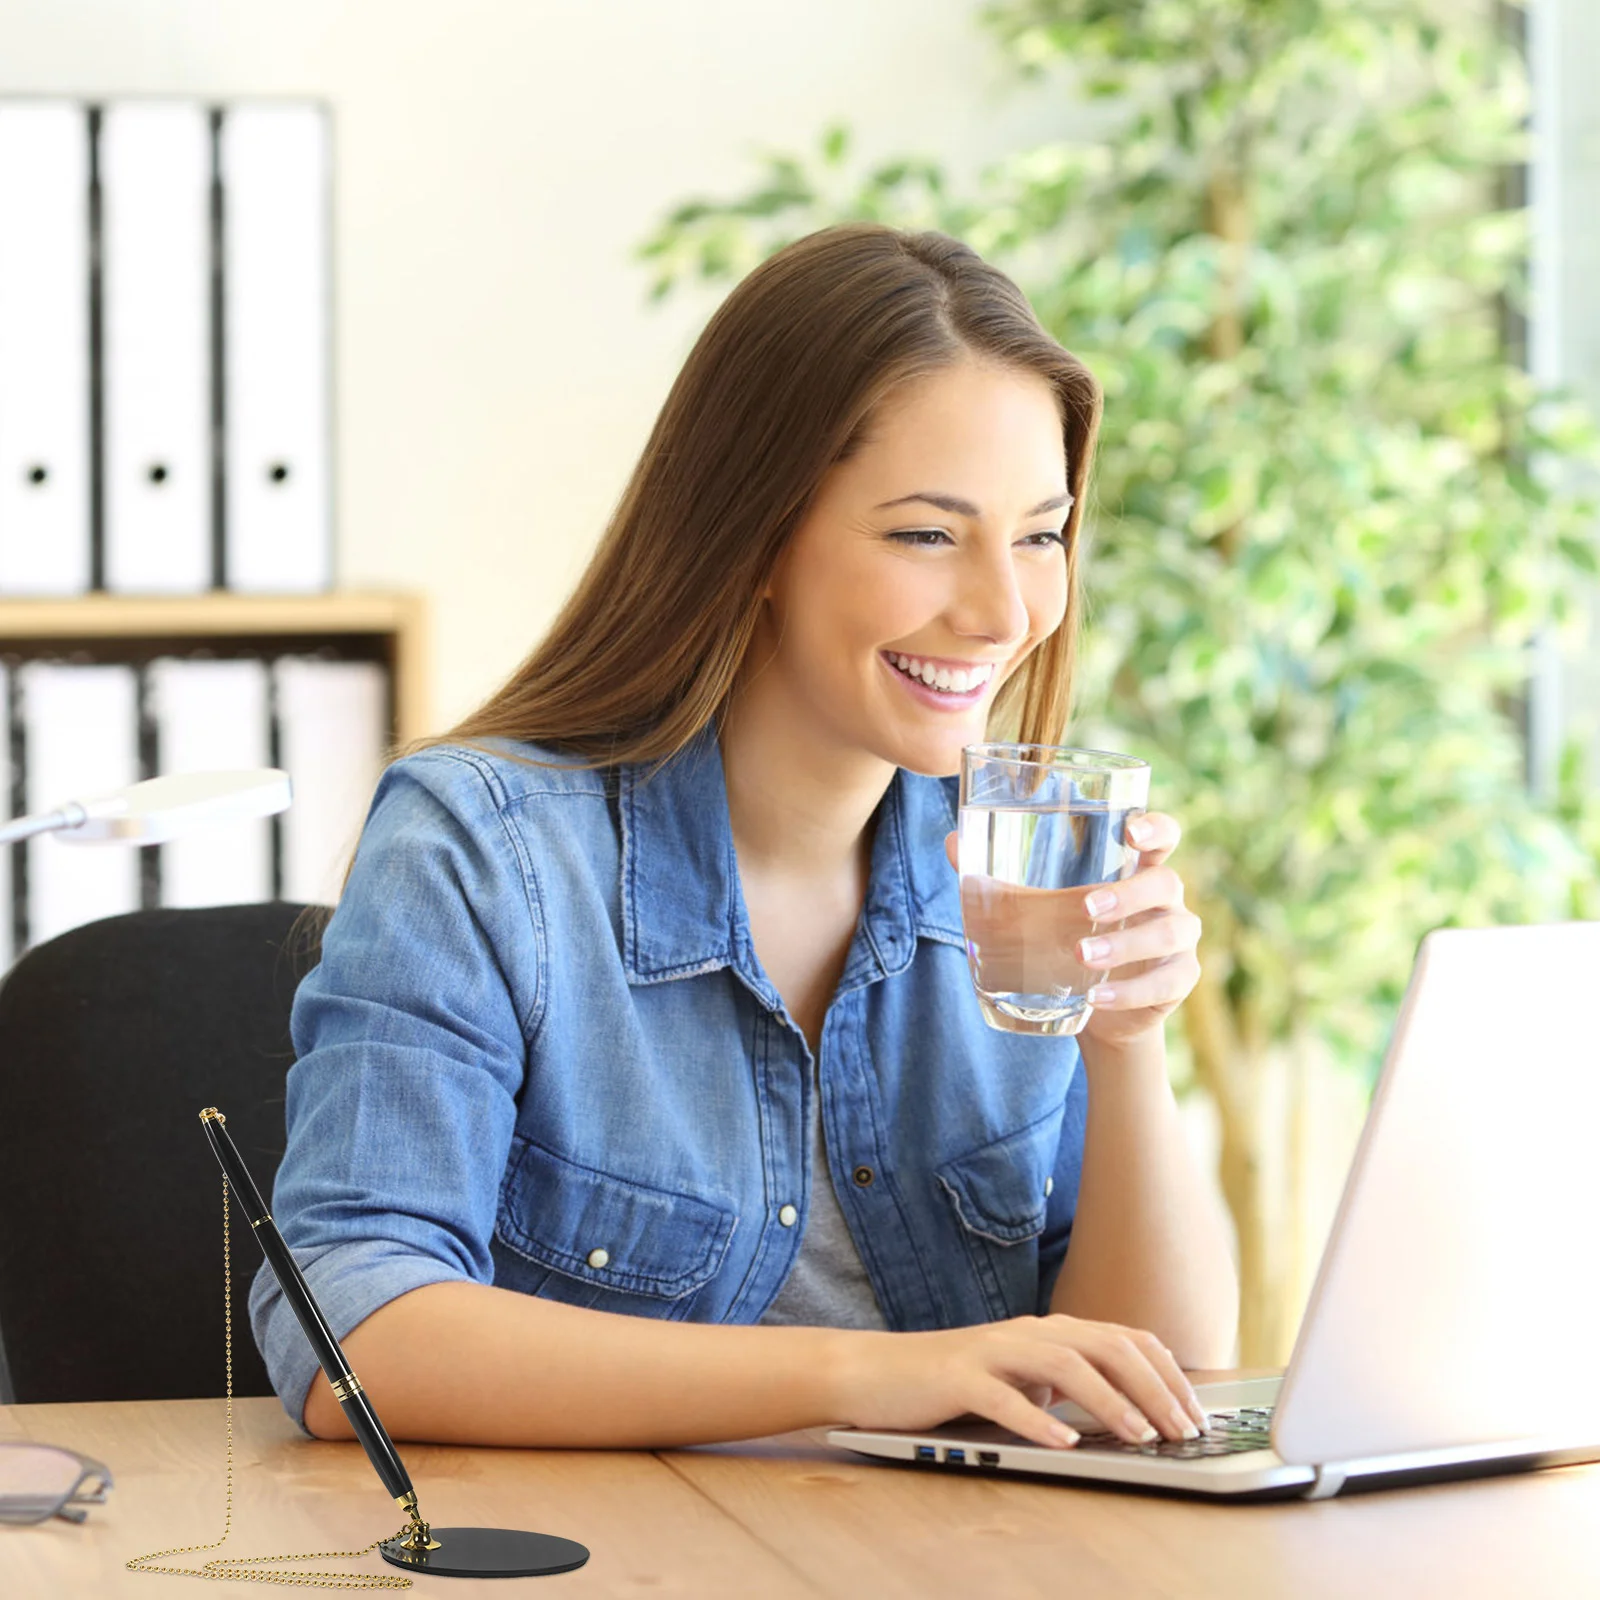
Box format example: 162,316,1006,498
888,527,1066,550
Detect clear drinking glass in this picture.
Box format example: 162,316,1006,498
958,743,1151,1036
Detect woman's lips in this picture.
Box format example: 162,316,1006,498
881,651,993,709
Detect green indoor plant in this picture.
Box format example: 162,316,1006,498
638,0,1600,1361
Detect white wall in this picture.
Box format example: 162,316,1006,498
0,0,1058,726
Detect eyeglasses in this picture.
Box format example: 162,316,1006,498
0,1442,114,1526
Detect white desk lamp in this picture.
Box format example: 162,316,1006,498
0,770,293,847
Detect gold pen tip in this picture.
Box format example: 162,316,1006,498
199,1107,225,1123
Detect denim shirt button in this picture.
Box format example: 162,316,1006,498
852,1165,874,1187
778,1204,798,1227
586,1247,610,1269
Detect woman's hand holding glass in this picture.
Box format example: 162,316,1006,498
946,807,1201,1050
1074,810,1202,1050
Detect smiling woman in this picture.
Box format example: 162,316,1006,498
733,356,1075,785
253,224,1236,1461
445,224,1100,767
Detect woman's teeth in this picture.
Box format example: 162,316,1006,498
889,654,995,695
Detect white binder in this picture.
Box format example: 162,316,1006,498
101,102,213,594
20,661,141,949
0,101,92,596
221,103,332,593
273,657,387,905
148,657,272,907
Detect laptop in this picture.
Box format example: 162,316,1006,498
828,923,1600,1499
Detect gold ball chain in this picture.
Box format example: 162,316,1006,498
124,1178,414,1589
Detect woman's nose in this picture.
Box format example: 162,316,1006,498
951,550,1031,648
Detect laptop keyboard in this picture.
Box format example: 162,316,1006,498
1070,1405,1276,1460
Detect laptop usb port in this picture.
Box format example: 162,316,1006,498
915,1445,936,1460
977,1450,1001,1467
944,1448,966,1464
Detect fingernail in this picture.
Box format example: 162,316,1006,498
1172,1407,1199,1440
1084,889,1117,917
1086,985,1115,1005
1126,1412,1157,1441
1051,1422,1079,1448
1078,936,1111,962
1127,816,1152,843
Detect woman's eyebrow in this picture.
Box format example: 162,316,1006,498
874,490,1073,517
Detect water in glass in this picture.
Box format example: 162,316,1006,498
958,797,1144,1035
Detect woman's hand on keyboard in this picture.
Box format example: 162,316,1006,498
832,1313,1209,1450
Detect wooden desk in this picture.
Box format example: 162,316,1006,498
3,1388,1598,1598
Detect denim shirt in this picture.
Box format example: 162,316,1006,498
249,729,1088,1428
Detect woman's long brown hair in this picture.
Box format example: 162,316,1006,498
443,223,1102,767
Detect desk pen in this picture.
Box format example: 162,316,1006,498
198,1107,440,1555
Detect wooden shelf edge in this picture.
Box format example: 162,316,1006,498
0,591,422,638
0,589,434,750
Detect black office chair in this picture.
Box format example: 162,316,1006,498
0,902,322,1404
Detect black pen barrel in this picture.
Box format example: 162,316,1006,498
199,1108,414,1505
202,1112,271,1222
250,1222,413,1500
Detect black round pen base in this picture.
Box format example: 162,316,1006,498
379,1526,590,1578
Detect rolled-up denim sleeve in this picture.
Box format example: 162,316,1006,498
248,748,542,1430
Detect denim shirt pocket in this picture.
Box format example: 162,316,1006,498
493,1134,739,1320
935,1101,1064,1324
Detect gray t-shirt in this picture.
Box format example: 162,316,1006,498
758,1068,889,1331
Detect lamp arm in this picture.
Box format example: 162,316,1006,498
0,803,89,846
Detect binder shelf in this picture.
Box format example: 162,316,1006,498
0,97,334,600
0,591,427,744
0,591,428,965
